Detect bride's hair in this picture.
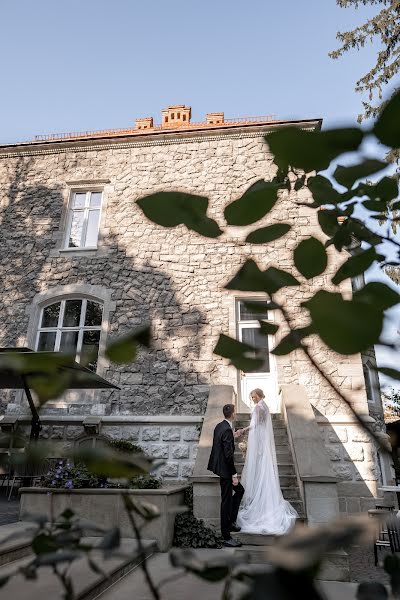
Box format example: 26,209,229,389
250,388,265,401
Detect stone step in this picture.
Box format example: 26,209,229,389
235,545,270,563
235,532,276,546
281,487,301,500
0,537,155,599
0,522,36,566
236,413,284,422
275,463,296,476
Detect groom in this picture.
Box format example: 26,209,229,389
207,403,244,547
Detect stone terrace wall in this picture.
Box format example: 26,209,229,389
0,128,386,498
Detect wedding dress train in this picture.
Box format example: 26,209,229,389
236,399,298,535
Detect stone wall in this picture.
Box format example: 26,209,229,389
0,128,371,418
12,418,202,480
0,125,387,504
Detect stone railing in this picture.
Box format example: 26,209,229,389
280,384,341,525
191,384,236,527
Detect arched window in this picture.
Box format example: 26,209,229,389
36,298,103,371
76,435,108,449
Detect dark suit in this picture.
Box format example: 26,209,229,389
208,420,245,539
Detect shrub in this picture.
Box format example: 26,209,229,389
173,484,223,548
107,438,161,489
108,439,143,454
129,475,162,489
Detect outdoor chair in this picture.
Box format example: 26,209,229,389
7,456,53,501
0,455,11,494
374,515,400,566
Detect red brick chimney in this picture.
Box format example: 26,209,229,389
161,105,191,127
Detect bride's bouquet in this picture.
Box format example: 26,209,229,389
238,440,247,457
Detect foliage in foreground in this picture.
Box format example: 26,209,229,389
330,0,400,123
2,68,400,600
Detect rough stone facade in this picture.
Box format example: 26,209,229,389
0,114,389,495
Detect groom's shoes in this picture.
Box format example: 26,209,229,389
230,523,241,533
223,537,242,548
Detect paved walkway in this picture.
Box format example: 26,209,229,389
0,492,19,526
349,544,390,584
100,551,360,600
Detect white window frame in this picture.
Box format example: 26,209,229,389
236,299,273,374
64,189,103,249
365,359,380,404
35,298,103,369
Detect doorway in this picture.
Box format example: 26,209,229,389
236,299,279,413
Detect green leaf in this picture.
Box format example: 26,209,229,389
61,508,74,521
272,326,314,356
225,260,300,295
136,192,222,238
329,223,353,252
302,291,383,354
32,534,59,556
334,159,387,189
98,527,121,551
354,282,400,311
347,218,383,246
106,325,151,363
245,223,291,244
377,367,400,381
124,497,160,520
358,177,398,204
224,260,270,292
28,372,72,404
267,127,363,172
214,334,265,372
332,248,384,286
318,210,339,237
374,90,400,148
169,549,238,582
308,175,343,205
224,180,283,226
294,174,306,190
72,447,152,478
294,237,328,279
258,321,279,336
35,549,81,566
243,300,277,314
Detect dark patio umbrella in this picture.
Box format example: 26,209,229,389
0,348,119,440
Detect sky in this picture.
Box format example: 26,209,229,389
0,0,399,390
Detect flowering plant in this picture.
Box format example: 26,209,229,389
238,441,247,457
40,460,104,489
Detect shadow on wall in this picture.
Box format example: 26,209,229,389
0,157,216,419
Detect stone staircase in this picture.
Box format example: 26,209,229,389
233,412,306,561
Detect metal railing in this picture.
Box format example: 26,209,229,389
33,114,278,142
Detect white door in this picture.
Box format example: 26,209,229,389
237,300,279,413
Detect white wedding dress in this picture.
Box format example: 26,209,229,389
236,399,298,535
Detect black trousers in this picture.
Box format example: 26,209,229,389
219,477,245,540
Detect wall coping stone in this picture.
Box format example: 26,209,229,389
19,484,189,496
3,415,203,425
0,120,321,159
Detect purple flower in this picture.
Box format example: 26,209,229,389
51,480,56,486
65,480,73,489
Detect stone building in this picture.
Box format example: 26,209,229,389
0,105,392,517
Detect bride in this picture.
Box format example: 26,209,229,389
236,388,298,535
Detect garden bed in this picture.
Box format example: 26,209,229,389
19,484,188,552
